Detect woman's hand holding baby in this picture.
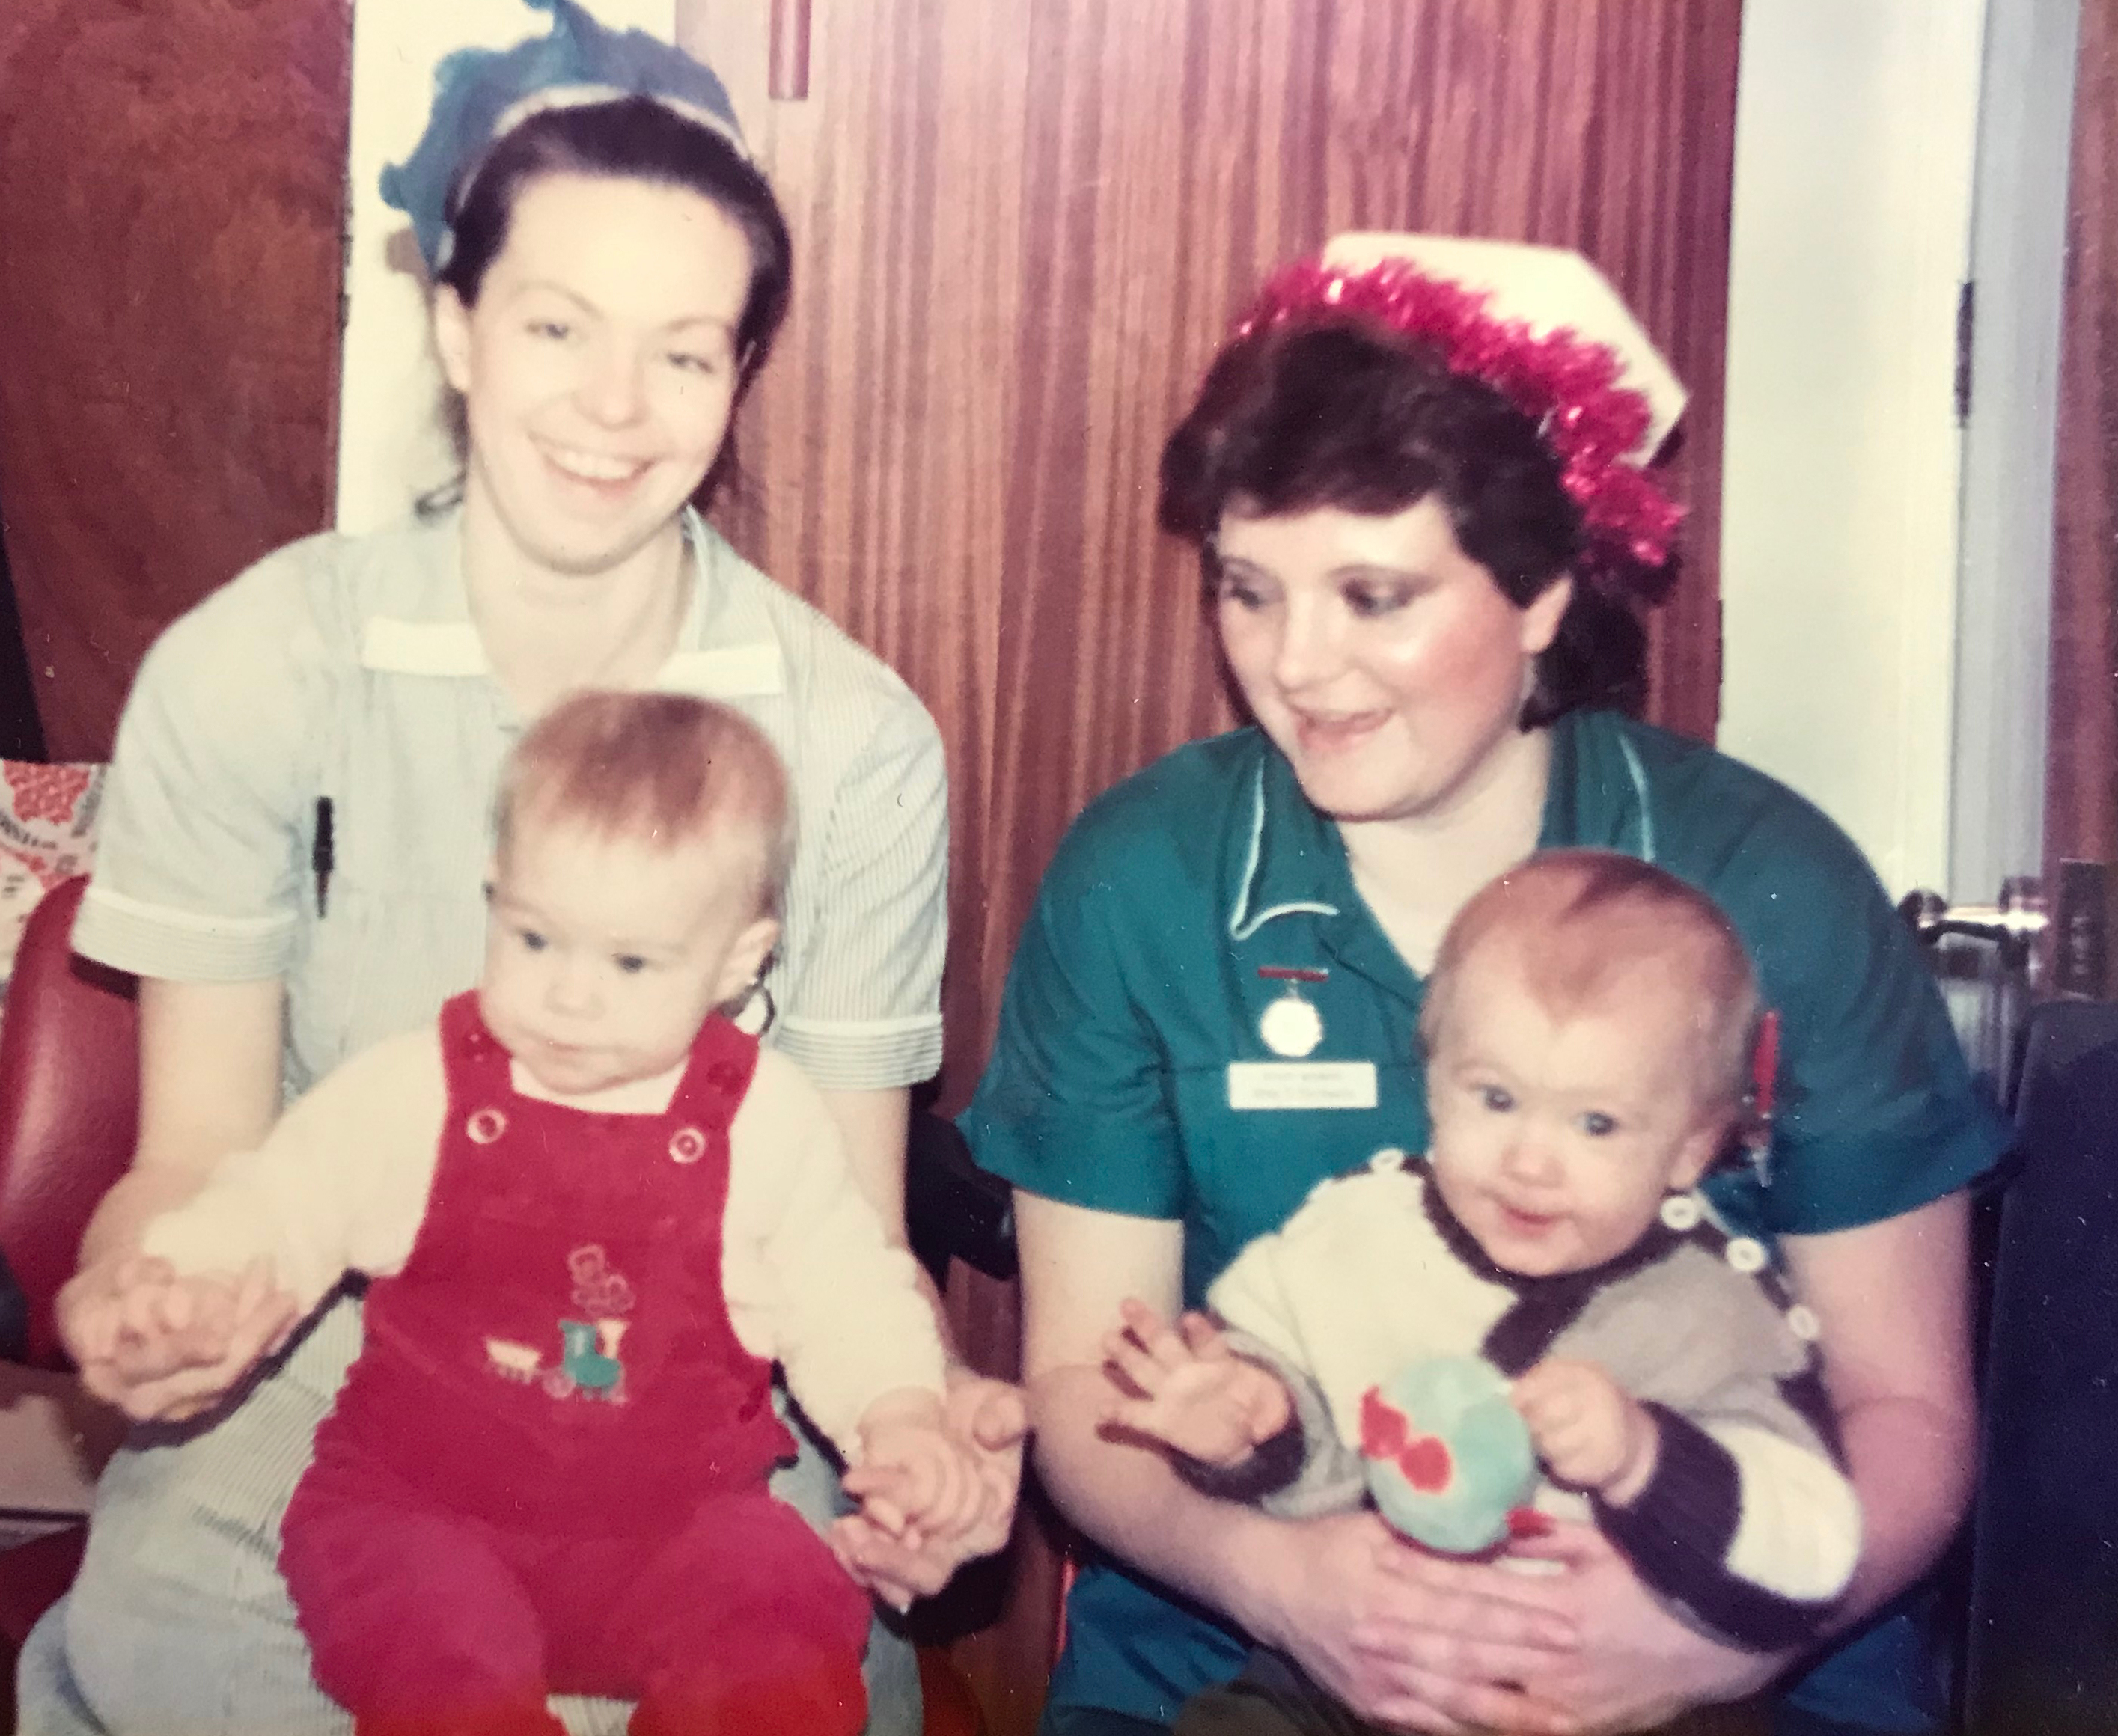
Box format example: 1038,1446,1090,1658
1099,1298,1293,1467
1512,1360,1659,1505
60,1253,297,1422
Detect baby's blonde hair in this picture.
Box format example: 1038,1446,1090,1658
1420,849,1763,1113
495,691,794,914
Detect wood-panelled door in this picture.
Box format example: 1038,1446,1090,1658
689,0,1740,1116
0,0,350,763
688,2,1742,1724
690,4,1742,1730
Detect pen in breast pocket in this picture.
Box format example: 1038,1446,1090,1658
314,796,335,917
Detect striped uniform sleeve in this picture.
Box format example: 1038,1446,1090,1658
772,691,947,1093
71,543,334,983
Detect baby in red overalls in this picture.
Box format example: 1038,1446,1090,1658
80,692,982,1736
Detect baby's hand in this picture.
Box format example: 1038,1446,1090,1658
1099,1298,1293,1468
63,1255,296,1422
843,1390,985,1554
1512,1357,1659,1503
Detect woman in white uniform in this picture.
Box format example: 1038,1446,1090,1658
23,7,1024,1733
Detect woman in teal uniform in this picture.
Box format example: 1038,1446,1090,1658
965,236,2005,1736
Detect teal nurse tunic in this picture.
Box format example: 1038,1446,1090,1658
964,707,2006,1735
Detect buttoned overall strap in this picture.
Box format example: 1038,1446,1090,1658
436,989,514,1102
665,1014,760,1133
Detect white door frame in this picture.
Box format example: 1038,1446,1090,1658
1951,0,2081,902
1721,0,2079,902
1719,0,1989,899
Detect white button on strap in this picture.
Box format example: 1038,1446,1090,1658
1785,1303,1821,1342
466,1107,507,1145
668,1126,706,1165
1725,1237,1767,1274
1659,1193,1703,1232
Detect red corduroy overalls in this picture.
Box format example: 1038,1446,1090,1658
278,993,870,1736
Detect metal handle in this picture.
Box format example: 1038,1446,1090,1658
1898,875,2048,971
769,0,812,101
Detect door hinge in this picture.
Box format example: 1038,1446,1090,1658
339,171,357,336
1954,278,1976,424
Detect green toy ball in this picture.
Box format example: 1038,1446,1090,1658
1358,1355,1539,1555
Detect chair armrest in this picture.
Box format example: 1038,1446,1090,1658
0,1249,25,1366
0,1360,124,1522
906,1112,1016,1289
1962,1002,2118,1729
0,877,141,1370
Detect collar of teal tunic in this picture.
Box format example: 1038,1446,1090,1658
1230,740,1419,1002
1229,706,1649,941
959,718,1650,1307
1147,712,1658,1298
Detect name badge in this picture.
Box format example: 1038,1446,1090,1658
1227,1060,1379,1111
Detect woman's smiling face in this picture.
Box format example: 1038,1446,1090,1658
434,170,752,581
1213,498,1572,827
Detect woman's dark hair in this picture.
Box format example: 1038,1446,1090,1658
1159,319,1668,726
439,96,793,375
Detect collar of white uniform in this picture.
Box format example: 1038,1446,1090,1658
357,507,787,699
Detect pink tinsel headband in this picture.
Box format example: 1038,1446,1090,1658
1234,256,1685,571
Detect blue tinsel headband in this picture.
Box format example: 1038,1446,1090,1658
379,0,748,276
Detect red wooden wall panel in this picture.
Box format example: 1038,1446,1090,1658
692,0,1740,1125
0,0,350,762
689,6,1740,1727
2045,0,2117,886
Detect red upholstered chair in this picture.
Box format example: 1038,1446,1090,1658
0,878,140,1372
0,876,987,1735
0,876,137,1710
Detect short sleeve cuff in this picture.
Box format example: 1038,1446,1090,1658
968,1111,1188,1220
1768,1107,2010,1235
73,884,296,983
773,1012,943,1092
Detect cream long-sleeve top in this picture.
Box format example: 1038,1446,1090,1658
140,1026,947,1460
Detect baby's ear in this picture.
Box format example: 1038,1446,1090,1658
717,914,781,1002
1667,1117,1726,1192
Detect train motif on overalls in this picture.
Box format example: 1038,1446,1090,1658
482,1244,635,1402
